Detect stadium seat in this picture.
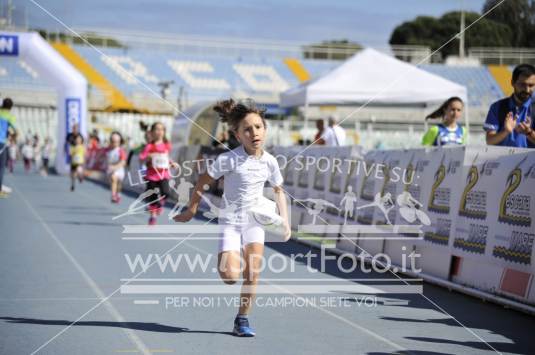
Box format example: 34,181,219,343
419,65,504,108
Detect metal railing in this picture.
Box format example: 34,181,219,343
469,47,535,65
44,27,432,62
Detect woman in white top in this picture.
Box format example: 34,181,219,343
41,137,52,176
174,98,291,337
33,135,41,172
7,136,17,174
21,139,33,173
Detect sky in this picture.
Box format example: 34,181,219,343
10,0,487,46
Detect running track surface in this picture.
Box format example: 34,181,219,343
1,168,534,355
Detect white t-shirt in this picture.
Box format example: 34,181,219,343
22,144,33,159
321,125,346,146
33,144,41,161
42,143,51,159
106,147,122,165
207,145,283,223
8,144,17,160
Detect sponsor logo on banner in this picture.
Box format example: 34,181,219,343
454,159,490,254
492,155,534,267
498,159,531,227
64,98,82,164
428,155,449,215
454,222,489,254
458,163,487,220
423,149,463,246
0,34,19,56
493,231,534,265
453,148,510,257
66,98,81,133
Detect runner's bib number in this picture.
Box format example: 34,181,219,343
152,153,169,169
72,155,83,165
107,149,120,164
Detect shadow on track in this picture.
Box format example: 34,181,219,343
0,317,234,336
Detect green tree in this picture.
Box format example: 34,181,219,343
302,39,362,60
444,12,513,56
35,28,124,48
390,16,442,50
483,0,535,47
389,11,513,59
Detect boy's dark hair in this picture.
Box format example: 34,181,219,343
2,98,13,110
425,97,464,120
512,64,535,83
213,98,266,132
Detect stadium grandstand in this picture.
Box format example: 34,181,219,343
1,28,534,152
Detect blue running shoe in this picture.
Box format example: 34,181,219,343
233,316,255,337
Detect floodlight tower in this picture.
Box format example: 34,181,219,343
157,80,174,101
459,0,465,59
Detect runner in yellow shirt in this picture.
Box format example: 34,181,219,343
69,135,85,191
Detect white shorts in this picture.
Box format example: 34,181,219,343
219,223,265,252
109,168,125,181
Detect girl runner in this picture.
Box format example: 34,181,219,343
41,137,52,177
139,122,177,225
174,98,291,337
33,135,41,173
70,135,85,191
106,131,127,203
422,97,466,146
21,138,33,173
7,136,17,174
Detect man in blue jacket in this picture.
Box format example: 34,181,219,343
484,64,535,148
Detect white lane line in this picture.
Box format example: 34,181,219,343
0,297,140,301
133,300,160,305
272,283,407,352
14,187,152,355
337,230,503,355
26,180,216,354
120,278,422,282
173,236,407,351
120,284,421,294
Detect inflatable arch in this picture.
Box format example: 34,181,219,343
0,31,87,174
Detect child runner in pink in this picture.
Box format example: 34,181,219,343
139,122,177,225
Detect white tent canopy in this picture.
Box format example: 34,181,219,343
280,48,467,107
